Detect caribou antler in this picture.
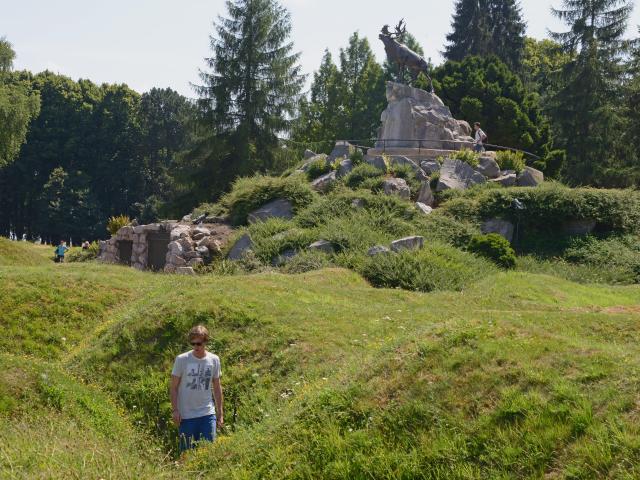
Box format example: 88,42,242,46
394,19,406,39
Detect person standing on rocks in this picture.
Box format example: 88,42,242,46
170,325,224,452
473,122,487,153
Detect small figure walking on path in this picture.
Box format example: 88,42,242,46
474,122,487,153
55,240,69,263
170,325,224,452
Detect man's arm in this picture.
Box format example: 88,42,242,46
212,377,224,429
170,375,181,426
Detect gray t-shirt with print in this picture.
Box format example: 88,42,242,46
171,351,221,420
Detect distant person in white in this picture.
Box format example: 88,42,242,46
170,325,224,451
474,122,487,153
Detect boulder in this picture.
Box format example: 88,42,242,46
420,160,440,175
304,149,316,160
164,264,177,274
383,178,411,200
390,236,424,252
176,267,196,276
170,225,191,241
181,214,192,223
476,156,501,179
481,218,515,243
196,245,211,257
328,141,355,161
367,245,391,256
204,215,229,224
168,254,187,267
271,249,296,267
177,237,194,252
436,159,486,191
248,198,294,224
192,226,211,236
336,158,354,178
183,251,200,261
490,172,517,187
227,234,253,260
308,240,334,254
311,171,337,193
198,236,222,255
364,155,388,172
416,182,434,207
168,240,183,254
457,120,472,137
415,202,433,215
563,219,597,236
192,232,207,241
517,166,544,187
133,225,145,235
375,82,475,150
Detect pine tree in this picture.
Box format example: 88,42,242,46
549,0,632,185
197,0,304,176
444,0,526,70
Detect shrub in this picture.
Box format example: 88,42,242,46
360,243,495,292
66,242,100,263
106,215,130,236
221,174,316,225
496,150,526,173
350,149,364,165
281,250,331,274
248,218,318,264
449,149,480,167
306,158,331,181
343,164,385,189
562,235,640,283
389,164,421,195
413,212,480,248
468,233,516,269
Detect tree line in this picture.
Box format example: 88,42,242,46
0,0,638,241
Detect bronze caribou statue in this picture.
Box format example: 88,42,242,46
379,20,434,93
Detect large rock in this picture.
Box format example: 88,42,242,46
328,141,355,161
227,234,253,260
311,171,337,192
168,254,187,267
336,158,354,178
248,198,294,224
197,236,222,255
383,178,411,200
481,218,515,242
490,172,517,187
416,182,434,206
308,240,335,254
436,159,486,191
415,202,433,215
304,149,316,160
391,236,424,252
364,155,388,172
376,82,474,150
476,156,501,179
170,225,191,241
517,166,544,187
420,161,440,176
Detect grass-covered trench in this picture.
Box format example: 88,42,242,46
1,240,640,479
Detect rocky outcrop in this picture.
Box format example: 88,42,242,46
436,159,486,191
383,178,411,200
416,182,434,207
390,156,428,181
490,172,517,187
367,245,391,256
390,236,424,252
311,171,337,192
328,141,355,161
376,82,474,150
415,202,433,215
476,156,501,179
481,218,515,243
420,160,440,176
308,240,335,254
247,198,294,224
227,233,253,260
337,159,354,178
517,167,544,187
364,155,388,172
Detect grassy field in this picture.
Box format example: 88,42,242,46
1,239,640,479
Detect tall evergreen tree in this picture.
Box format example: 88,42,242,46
549,0,632,185
444,0,526,70
197,0,304,178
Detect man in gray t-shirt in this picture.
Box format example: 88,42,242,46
170,325,223,451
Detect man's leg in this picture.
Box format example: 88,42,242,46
194,414,216,445
179,417,197,452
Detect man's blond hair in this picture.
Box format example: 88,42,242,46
187,325,209,343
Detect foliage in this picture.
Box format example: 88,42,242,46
562,235,640,283
343,164,385,189
433,56,551,155
281,250,331,274
468,233,516,268
495,150,526,173
306,158,331,180
66,242,100,263
360,243,495,292
221,174,316,225
444,0,526,70
0,238,49,266
106,215,130,236
449,148,480,167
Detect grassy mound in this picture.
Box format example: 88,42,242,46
0,238,51,266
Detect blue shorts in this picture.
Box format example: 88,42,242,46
179,414,216,451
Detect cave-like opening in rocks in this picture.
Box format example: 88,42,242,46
147,232,170,271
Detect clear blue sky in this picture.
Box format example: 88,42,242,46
3,0,639,97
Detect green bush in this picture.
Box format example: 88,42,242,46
449,149,480,167
360,243,495,292
221,174,317,226
106,215,130,236
562,235,640,283
496,150,526,173
343,164,385,189
413,212,480,248
281,250,331,274
350,149,364,165
389,164,421,195
248,218,318,264
468,233,516,269
66,242,100,263
306,158,331,181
